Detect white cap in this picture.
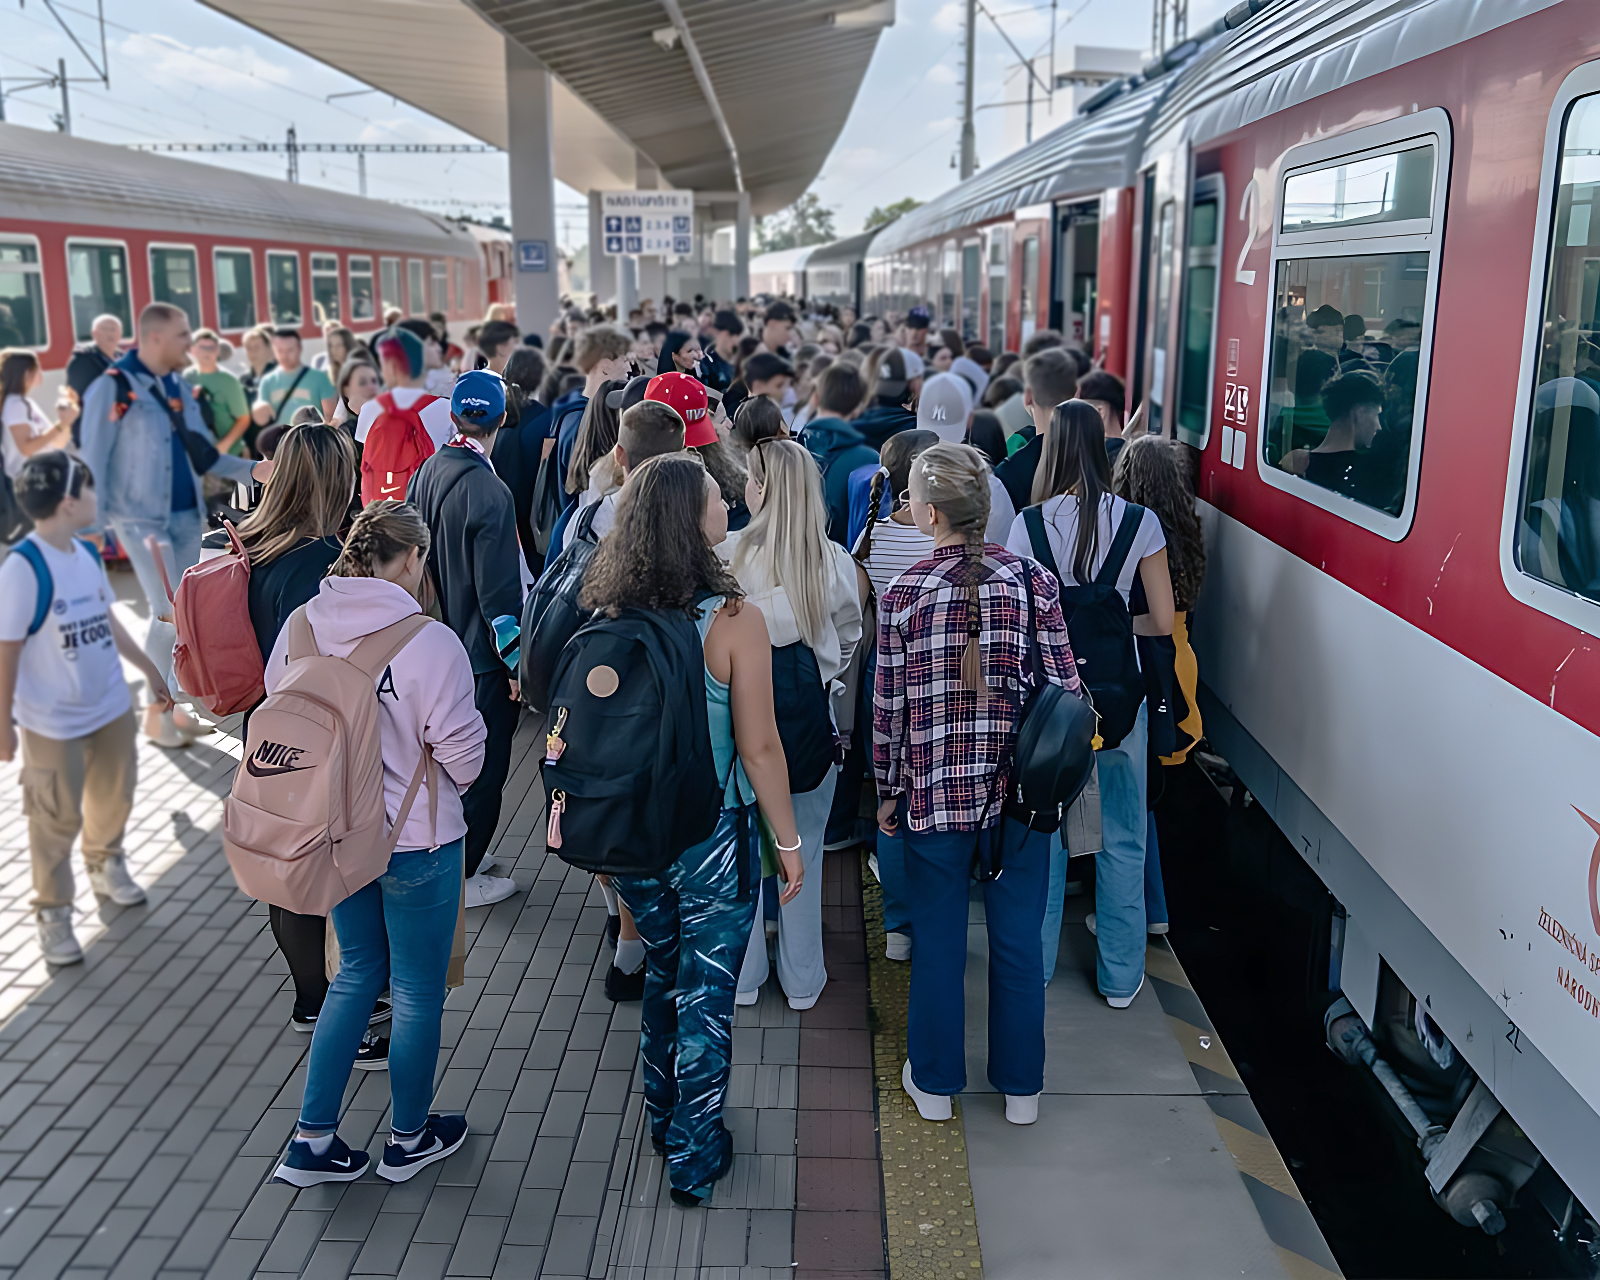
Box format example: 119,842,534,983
899,347,926,381
950,356,990,403
916,372,975,443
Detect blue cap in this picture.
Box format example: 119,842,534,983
451,369,506,421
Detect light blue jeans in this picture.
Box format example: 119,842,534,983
113,508,204,623
299,839,464,1136
738,767,838,1003
1040,704,1148,998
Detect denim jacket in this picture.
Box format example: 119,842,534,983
79,359,257,525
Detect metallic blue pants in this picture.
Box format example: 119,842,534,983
616,806,757,1197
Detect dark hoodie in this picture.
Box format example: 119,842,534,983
803,417,879,545
852,402,918,451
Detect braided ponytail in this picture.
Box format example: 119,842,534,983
908,442,992,696
330,499,431,578
853,466,890,565
853,428,941,566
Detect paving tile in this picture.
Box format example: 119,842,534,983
395,1241,451,1280
413,1187,472,1246
256,1209,330,1274
442,1218,505,1277
350,1213,420,1275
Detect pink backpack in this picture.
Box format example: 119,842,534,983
147,522,264,716
224,608,436,914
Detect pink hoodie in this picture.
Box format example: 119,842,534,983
265,576,487,851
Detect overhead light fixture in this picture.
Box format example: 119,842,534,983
831,0,895,27
652,25,681,49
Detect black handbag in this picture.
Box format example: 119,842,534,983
112,368,220,475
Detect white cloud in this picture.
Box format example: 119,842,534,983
932,2,965,33
925,61,960,86
924,115,959,133
822,146,887,183
116,33,292,94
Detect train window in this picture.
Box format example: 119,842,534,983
407,260,425,315
348,257,375,322
961,243,981,342
1257,111,1450,539
266,252,303,327
1514,90,1600,606
453,259,465,317
941,244,957,329
1020,236,1039,343
149,247,200,330
988,234,1009,352
431,261,449,314
213,250,255,329
0,240,48,348
311,254,341,325
1176,178,1222,449
380,258,402,313
1147,201,1176,433
66,241,130,341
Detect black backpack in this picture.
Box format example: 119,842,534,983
770,642,834,793
519,500,603,714
541,605,723,876
1022,502,1146,749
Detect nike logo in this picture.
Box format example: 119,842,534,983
331,1156,352,1168
399,1139,442,1159
245,757,313,779
246,740,312,778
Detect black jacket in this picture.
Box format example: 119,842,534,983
407,445,523,676
248,537,342,664
853,403,918,451
994,433,1043,513
489,397,548,577
65,345,113,445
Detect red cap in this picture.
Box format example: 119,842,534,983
644,372,714,446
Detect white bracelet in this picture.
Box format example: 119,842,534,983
775,836,802,852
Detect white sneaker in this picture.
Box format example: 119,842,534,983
884,931,911,962
901,1060,952,1122
170,707,214,737
143,707,189,749
1105,975,1144,1009
463,873,518,908
867,853,881,882
735,988,760,1007
1004,1093,1040,1125
88,857,146,906
1148,921,1169,935
1085,913,1096,936
37,907,82,966
787,979,825,1012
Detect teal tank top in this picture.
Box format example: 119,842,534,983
694,598,756,808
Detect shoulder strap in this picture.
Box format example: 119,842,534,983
1022,505,1060,581
348,612,431,680
14,539,51,637
271,365,310,417
575,497,604,542
286,606,319,662
1095,503,1147,588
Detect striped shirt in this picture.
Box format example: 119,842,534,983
873,544,1080,832
854,518,937,600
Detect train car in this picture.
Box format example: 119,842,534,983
802,231,876,315
860,0,1600,1236
748,245,814,300
0,121,484,377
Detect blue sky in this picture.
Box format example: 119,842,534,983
0,0,1230,248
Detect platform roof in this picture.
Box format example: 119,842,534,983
199,0,892,215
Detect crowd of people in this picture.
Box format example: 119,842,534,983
0,287,1208,1203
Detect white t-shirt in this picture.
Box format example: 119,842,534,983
853,517,937,601
354,387,455,449
0,535,132,738
1005,493,1166,606
985,474,1016,546
2,394,50,479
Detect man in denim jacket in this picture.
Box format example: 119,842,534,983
79,302,267,743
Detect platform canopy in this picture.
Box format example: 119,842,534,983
198,0,893,215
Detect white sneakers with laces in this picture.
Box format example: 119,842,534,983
463,872,518,908
88,857,146,906
37,907,82,966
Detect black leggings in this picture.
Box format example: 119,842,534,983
268,905,329,1021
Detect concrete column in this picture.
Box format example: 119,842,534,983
618,255,639,322
634,150,666,306
734,192,752,302
505,39,560,335
587,191,617,309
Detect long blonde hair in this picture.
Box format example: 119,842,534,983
235,422,355,565
732,439,834,650
908,442,992,694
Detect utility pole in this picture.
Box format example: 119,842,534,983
358,150,366,198
1152,0,1188,57
959,0,977,179
55,58,70,134
286,125,298,183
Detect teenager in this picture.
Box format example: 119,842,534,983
407,371,522,907
875,442,1079,1126
731,440,865,1010
562,398,684,552
0,453,162,965
252,328,337,428
1006,401,1174,1008
2,349,75,482
993,347,1079,513
586,454,801,1206
271,501,487,1187
800,363,876,545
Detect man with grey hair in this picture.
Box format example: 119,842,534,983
65,314,124,443
80,302,269,744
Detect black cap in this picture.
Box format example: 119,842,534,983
906,306,931,330
1308,304,1344,329
605,374,653,412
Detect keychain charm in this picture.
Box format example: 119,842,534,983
547,789,566,849
545,708,569,766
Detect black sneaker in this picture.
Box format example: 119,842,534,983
368,998,392,1027
375,1113,468,1183
290,1011,317,1033
668,1126,733,1207
352,1030,389,1071
604,962,645,1002
274,1134,370,1187
605,913,621,944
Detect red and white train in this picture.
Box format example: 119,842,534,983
0,121,512,374
865,0,1600,1228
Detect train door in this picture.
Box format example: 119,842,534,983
1011,211,1047,349
1050,199,1099,347
961,240,982,342
940,242,958,328
987,227,1009,352
1138,145,1192,435
1175,173,1224,450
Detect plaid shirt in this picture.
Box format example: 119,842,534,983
873,544,1080,832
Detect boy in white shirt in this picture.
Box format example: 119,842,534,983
0,451,172,965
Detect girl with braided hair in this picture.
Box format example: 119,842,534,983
873,442,1080,1127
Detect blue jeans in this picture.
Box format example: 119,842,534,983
1146,810,1168,927
1093,703,1148,1000
902,813,1050,1096
616,807,758,1197
113,508,204,623
876,827,912,935
299,840,464,1136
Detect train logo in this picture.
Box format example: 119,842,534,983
1575,808,1600,937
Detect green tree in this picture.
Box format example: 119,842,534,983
864,197,923,231
757,191,838,252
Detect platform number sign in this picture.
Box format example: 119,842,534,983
518,240,548,273
1220,338,1250,470
601,190,695,257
